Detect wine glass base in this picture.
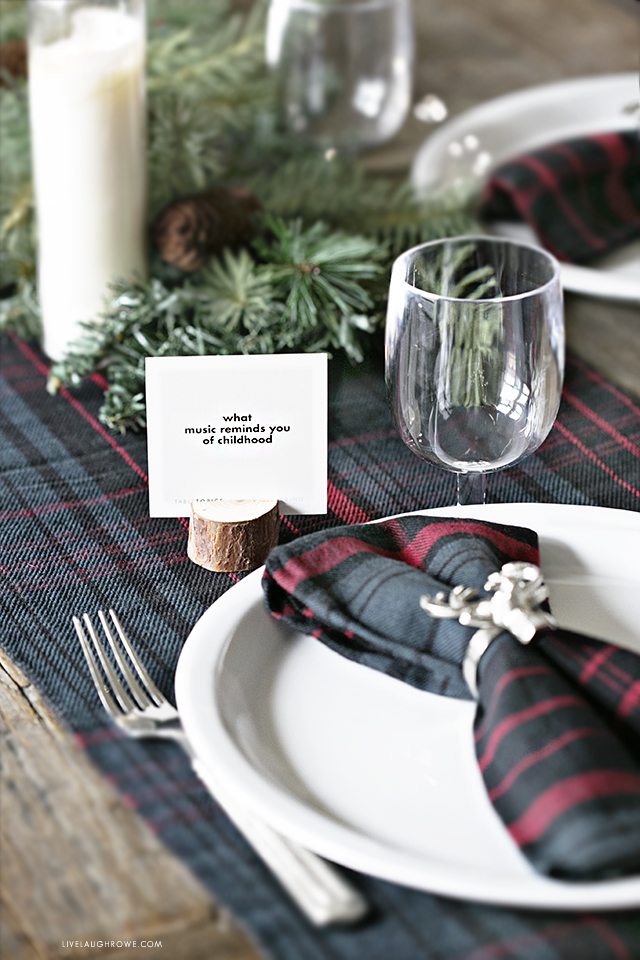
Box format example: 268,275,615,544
457,473,486,506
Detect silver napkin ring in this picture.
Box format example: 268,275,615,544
420,562,557,699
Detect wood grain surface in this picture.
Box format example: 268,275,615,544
1,1,639,959
365,0,640,173
0,649,260,960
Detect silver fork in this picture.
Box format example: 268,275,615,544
73,609,368,927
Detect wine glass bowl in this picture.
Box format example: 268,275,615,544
385,237,564,504
266,0,413,152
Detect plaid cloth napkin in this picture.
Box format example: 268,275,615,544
263,514,640,880
479,131,640,262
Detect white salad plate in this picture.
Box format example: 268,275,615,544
411,74,640,302
176,503,640,909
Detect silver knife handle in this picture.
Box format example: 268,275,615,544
191,757,368,926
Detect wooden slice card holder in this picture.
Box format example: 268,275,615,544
187,499,280,572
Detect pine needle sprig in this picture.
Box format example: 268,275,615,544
48,278,236,431
199,248,280,332
255,217,382,330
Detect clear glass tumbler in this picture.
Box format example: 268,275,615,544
385,237,565,505
29,0,147,361
266,0,413,151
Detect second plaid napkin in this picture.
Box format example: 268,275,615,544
479,130,640,263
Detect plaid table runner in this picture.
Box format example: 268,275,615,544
480,131,640,263
1,330,640,959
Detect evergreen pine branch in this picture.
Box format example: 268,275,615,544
199,248,279,331
244,151,478,247
48,216,387,429
0,82,35,292
0,1,27,42
145,2,272,213
0,282,41,341
1,0,480,433
255,216,382,330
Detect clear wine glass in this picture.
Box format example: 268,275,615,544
266,0,413,152
385,236,564,505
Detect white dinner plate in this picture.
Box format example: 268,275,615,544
176,503,640,909
411,74,640,302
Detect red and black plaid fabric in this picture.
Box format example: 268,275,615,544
2,332,640,959
480,131,640,263
263,514,640,880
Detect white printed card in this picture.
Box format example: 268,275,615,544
145,354,327,516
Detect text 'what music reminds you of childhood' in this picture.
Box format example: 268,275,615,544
145,353,327,516
184,412,292,445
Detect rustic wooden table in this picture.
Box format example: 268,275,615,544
1,2,638,958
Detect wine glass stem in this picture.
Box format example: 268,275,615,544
457,473,486,506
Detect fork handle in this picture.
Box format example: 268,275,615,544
191,758,368,926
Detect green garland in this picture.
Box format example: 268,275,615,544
0,0,477,433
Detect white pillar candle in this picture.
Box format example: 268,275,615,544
29,2,147,361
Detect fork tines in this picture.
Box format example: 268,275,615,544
73,609,167,719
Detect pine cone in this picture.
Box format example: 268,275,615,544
152,187,261,272
0,39,27,86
